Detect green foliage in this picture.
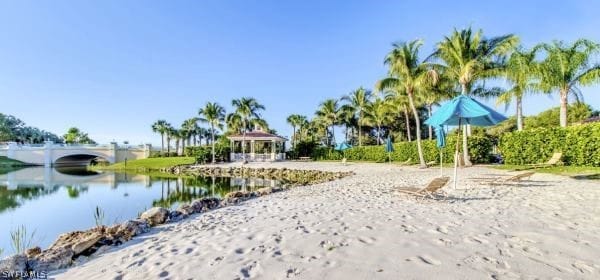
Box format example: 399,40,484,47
93,206,105,227
10,225,36,254
525,103,592,128
185,146,211,163
94,157,196,171
313,135,493,164
0,113,61,143
287,140,319,159
499,122,600,166
63,127,96,144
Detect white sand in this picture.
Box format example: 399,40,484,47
54,162,600,279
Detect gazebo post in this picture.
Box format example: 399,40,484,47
250,140,255,161
271,139,276,160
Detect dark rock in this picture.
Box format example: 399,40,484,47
25,246,42,258
0,254,27,275
118,219,150,239
29,247,74,272
139,207,169,226
190,199,205,213
168,210,188,222
176,203,194,216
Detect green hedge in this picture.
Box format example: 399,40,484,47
499,122,600,166
312,135,493,164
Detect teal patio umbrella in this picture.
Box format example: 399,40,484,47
425,95,507,189
334,142,352,162
435,126,446,177
385,136,394,163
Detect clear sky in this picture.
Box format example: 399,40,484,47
1,0,599,145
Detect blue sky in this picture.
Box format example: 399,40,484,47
1,0,599,145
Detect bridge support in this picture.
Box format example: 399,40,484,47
45,141,53,168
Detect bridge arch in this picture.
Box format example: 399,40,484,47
53,151,115,167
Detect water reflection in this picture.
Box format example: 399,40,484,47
0,167,281,257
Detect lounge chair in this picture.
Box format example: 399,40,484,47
488,171,535,186
397,158,412,166
526,153,563,169
396,176,450,200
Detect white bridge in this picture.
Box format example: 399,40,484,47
0,141,151,167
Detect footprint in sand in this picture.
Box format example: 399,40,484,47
240,261,261,278
406,255,442,266
572,261,595,273
357,236,376,245
286,267,301,278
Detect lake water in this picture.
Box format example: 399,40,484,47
0,167,281,258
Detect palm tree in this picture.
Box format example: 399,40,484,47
165,125,175,155
286,114,307,148
228,97,266,161
151,120,169,153
497,48,540,131
376,40,438,168
182,118,199,147
432,27,518,166
383,89,413,141
364,98,391,144
422,74,455,138
341,87,372,146
315,99,341,146
537,39,600,127
199,102,226,163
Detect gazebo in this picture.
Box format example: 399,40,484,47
227,130,287,162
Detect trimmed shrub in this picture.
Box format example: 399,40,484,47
499,122,600,166
312,134,493,164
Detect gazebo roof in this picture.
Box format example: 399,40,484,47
227,131,287,142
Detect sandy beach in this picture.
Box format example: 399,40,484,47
54,162,600,279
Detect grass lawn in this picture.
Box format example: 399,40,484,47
492,165,600,180
0,156,28,175
93,157,196,172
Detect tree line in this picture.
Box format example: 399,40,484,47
286,27,600,168
151,97,270,163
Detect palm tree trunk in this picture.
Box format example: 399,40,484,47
516,96,524,131
407,91,426,168
358,113,362,147
404,107,412,142
241,120,247,162
427,104,433,140
377,125,382,145
160,133,165,153
331,124,335,146
167,136,171,155
181,138,186,156
559,89,568,127
460,83,472,166
292,126,296,149
175,139,180,156
211,124,216,163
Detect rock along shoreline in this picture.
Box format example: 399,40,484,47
0,166,352,277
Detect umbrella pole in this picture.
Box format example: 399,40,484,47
440,148,443,177
453,119,461,190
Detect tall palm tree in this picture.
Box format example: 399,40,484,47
182,118,199,146
165,125,175,155
199,102,226,163
383,88,412,141
341,87,372,146
422,74,455,138
286,114,307,149
537,39,600,127
497,48,540,131
151,120,169,153
376,40,438,168
364,98,391,145
432,27,518,166
315,99,341,146
228,97,266,161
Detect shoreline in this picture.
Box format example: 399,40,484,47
49,161,600,279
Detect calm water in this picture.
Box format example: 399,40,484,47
0,167,281,257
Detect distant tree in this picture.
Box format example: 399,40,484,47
315,99,342,146
151,120,170,153
364,98,392,144
199,102,226,163
228,97,266,160
341,87,372,146
497,48,540,131
63,127,96,144
537,39,600,127
286,114,307,148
